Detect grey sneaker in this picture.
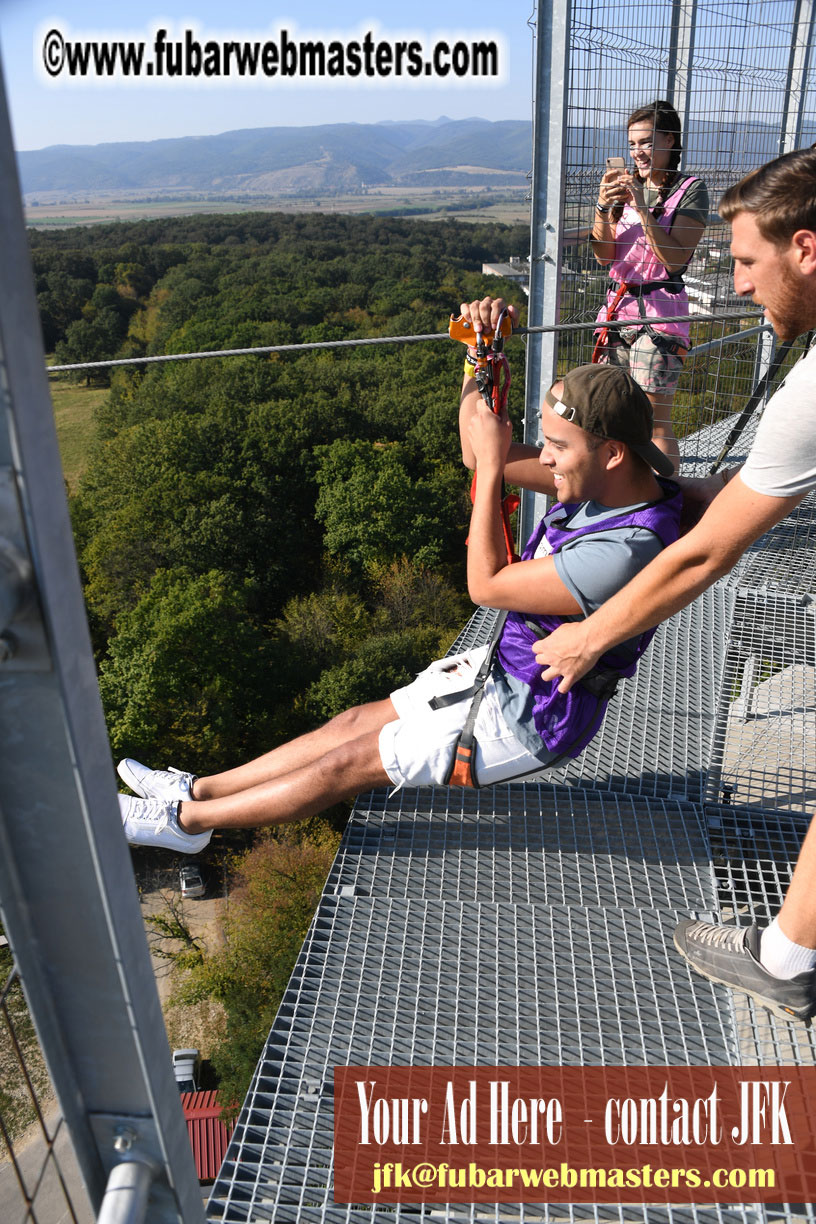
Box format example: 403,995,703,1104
118,758,195,802
118,794,211,854
674,919,816,1023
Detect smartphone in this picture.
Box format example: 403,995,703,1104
606,157,626,172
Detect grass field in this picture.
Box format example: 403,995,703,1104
26,186,531,229
47,371,106,491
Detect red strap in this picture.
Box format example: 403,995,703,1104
499,491,520,565
591,281,631,363
495,355,520,565
467,348,519,566
460,315,519,566
466,474,519,564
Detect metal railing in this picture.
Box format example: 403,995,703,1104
0,54,204,1224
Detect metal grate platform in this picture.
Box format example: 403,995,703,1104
328,789,716,913
209,896,748,1224
678,415,756,481
706,592,816,813
727,491,816,596
707,804,811,923
546,589,731,802
208,452,816,1223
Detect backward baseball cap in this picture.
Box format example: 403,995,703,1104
543,363,675,477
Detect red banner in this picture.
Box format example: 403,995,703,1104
334,1065,816,1204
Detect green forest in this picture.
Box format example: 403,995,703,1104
36,211,528,772
26,207,797,1114
32,210,528,1105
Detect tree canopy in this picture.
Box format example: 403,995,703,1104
37,208,527,1100
46,209,527,772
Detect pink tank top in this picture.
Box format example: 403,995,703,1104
599,175,699,342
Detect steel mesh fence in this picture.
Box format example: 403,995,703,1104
561,0,816,454
0,952,92,1223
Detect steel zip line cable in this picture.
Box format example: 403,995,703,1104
47,310,765,374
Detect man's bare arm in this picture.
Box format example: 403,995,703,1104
533,473,805,692
465,399,580,614
459,369,553,491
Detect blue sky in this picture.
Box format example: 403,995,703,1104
0,0,532,151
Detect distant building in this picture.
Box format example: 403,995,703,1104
482,256,530,294
684,275,744,314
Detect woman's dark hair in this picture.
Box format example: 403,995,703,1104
624,100,683,216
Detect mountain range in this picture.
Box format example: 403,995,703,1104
17,116,816,199
16,118,531,197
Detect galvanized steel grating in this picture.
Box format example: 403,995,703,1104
446,606,505,654
706,803,811,924
206,452,816,1224
327,788,717,914
208,487,816,1224
697,803,816,1069
705,592,816,813
678,415,757,481
727,491,816,596
208,898,744,1224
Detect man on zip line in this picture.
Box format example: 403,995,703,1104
117,296,681,890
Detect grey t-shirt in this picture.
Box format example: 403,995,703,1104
493,498,667,763
740,343,816,498
642,175,709,227
546,500,667,621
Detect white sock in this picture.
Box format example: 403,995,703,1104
760,916,816,979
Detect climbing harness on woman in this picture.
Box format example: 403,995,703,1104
592,171,700,364
591,99,709,470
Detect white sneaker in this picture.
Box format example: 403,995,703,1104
117,758,196,802
118,794,212,854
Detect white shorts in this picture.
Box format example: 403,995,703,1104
379,646,545,789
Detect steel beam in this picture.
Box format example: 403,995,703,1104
666,0,697,167
780,0,816,156
520,0,572,544
0,55,204,1224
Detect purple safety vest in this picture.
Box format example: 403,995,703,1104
495,480,682,762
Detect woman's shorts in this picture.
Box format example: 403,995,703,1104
601,330,685,396
379,647,545,789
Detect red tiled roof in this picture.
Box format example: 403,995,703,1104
180,1090,234,1181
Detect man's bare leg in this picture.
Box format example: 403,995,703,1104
776,815,816,948
647,389,681,474
180,728,391,832
192,698,397,799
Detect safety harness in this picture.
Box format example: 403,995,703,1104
428,611,509,788
432,483,683,789
430,612,624,789
449,310,520,565
592,174,696,364
591,277,689,364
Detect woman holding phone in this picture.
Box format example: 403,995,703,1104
591,100,709,471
